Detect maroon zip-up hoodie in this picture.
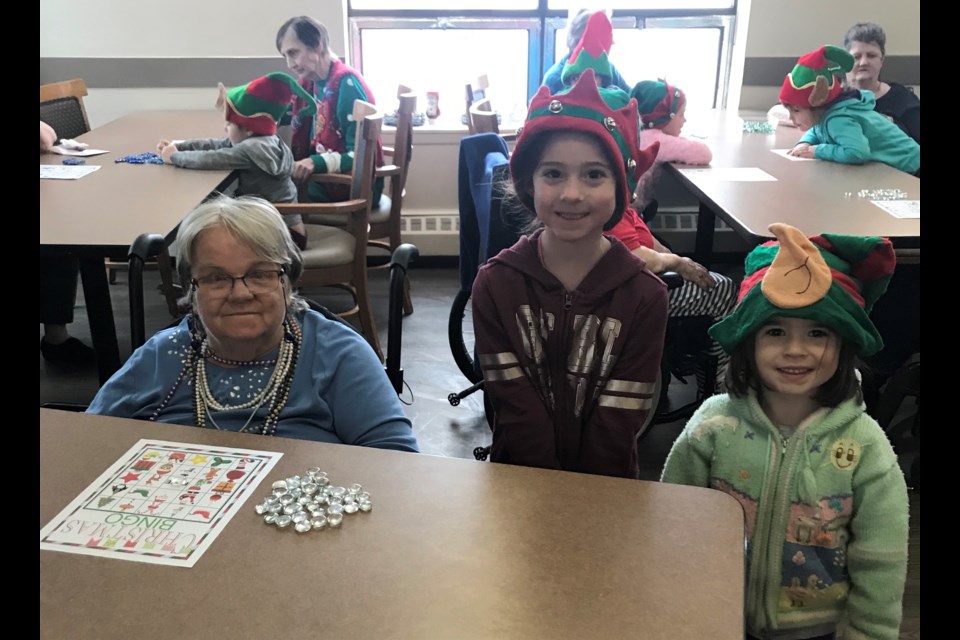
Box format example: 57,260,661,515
472,230,668,478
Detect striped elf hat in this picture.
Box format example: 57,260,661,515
710,223,895,356
221,72,316,136
779,45,855,108
631,80,684,130
561,11,615,87
512,69,659,230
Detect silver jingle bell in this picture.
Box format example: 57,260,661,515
548,100,563,114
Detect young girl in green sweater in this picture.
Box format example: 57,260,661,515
662,223,909,640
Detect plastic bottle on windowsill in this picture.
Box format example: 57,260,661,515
426,92,441,121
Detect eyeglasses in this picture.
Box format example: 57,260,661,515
191,268,285,297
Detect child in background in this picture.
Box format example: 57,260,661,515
631,79,712,211
662,223,908,640
782,46,920,176
608,80,734,396
159,72,316,248
472,68,668,479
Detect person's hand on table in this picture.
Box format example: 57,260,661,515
160,143,178,164
291,158,315,183
157,138,171,152
787,143,816,159
675,257,717,291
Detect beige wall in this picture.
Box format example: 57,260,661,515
745,0,919,56
40,0,349,57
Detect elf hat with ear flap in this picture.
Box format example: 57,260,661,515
218,72,317,136
631,80,685,129
709,223,896,356
779,45,855,108
511,69,660,231
561,11,615,87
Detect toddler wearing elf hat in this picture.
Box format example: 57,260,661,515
782,45,919,176
159,72,317,248
662,222,909,640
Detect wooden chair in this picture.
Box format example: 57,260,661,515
464,75,490,134
40,79,90,141
467,92,517,142
469,98,501,135
274,100,385,361
310,86,417,315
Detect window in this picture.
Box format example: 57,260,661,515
350,2,739,127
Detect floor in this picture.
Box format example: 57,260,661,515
39,264,919,638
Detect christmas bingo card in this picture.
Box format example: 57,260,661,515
40,439,282,567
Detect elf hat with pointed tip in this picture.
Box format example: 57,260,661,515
631,80,685,129
221,72,317,136
512,69,659,231
780,45,855,108
709,223,895,356
561,11,615,87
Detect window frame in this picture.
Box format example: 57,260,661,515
349,2,738,108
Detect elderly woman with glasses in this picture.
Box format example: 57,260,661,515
87,195,419,452
843,22,920,145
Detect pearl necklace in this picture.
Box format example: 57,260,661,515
150,314,302,437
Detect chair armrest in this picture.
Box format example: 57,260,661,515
383,145,395,157
376,164,402,178
658,271,684,290
308,173,353,187
275,199,369,217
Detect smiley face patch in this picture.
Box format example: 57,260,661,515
829,438,861,471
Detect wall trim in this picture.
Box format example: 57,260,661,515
743,55,920,87
43,55,920,91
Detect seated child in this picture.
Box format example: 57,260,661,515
662,223,909,640
781,46,920,176
159,72,316,248
631,79,713,211
472,67,668,479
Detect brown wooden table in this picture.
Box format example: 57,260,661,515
40,110,234,382
666,112,921,265
40,409,746,640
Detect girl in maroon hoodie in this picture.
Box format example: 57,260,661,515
472,64,669,478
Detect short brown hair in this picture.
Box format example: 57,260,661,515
276,16,329,53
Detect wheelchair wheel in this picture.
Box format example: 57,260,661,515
449,289,482,383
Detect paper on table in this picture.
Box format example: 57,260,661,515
771,149,817,162
40,164,102,180
678,167,777,182
50,145,110,157
871,200,920,219
39,438,282,568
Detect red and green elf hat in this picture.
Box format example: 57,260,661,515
561,11,615,87
631,80,685,129
222,72,316,136
511,68,659,230
779,45,855,108
710,223,895,356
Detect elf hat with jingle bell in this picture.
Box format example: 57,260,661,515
709,223,895,356
218,72,317,136
779,45,855,108
511,69,659,230
631,80,685,130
